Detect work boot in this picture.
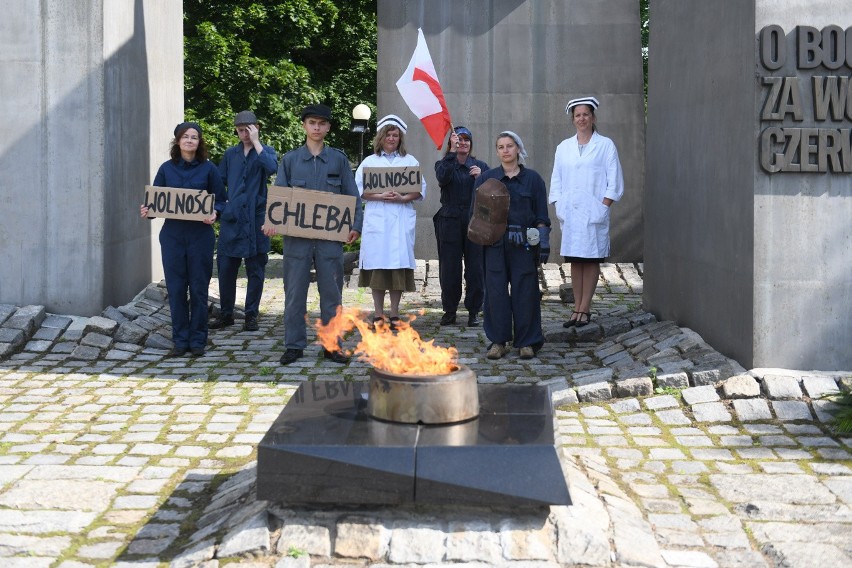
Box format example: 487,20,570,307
279,349,303,365
486,343,510,360
243,314,259,331
322,348,350,364
519,346,535,360
209,314,235,329
467,312,480,327
440,312,456,326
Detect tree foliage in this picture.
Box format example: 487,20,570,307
183,0,377,163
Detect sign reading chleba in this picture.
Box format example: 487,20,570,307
758,25,852,173
264,185,356,242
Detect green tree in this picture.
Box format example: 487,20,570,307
183,0,377,163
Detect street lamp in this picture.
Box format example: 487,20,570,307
350,103,372,162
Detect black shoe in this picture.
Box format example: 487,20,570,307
189,348,205,357
209,315,235,329
440,312,456,326
279,349,303,365
467,313,480,327
167,347,188,357
563,311,580,328
322,348,350,364
575,312,592,328
389,316,401,331
243,314,259,331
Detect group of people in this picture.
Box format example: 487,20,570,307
432,96,624,360
141,95,624,364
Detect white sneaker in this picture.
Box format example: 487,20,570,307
486,343,509,360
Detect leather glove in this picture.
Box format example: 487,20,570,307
538,226,550,264
507,225,524,246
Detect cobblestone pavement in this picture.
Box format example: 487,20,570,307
0,259,850,567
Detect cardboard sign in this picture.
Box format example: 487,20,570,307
144,185,215,221
264,185,356,242
362,166,422,194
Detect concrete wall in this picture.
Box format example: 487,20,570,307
377,0,645,262
0,0,181,316
645,0,851,370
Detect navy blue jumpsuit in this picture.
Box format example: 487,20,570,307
433,152,489,317
153,159,226,351
217,142,278,319
473,165,550,350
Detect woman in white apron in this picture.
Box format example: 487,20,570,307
354,115,426,329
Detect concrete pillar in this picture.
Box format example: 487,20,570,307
377,0,645,262
645,0,851,370
0,0,182,315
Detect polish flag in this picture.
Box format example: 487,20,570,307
396,28,452,150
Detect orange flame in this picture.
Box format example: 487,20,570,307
315,307,458,375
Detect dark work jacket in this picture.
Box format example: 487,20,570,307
434,152,490,214
217,143,278,258
473,165,550,229
153,157,226,232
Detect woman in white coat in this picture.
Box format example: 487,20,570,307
354,115,426,328
549,97,624,327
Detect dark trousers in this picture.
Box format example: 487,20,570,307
433,209,484,315
482,236,544,348
217,253,268,317
160,222,214,350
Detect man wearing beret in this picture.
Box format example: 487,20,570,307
265,104,363,365
211,110,278,332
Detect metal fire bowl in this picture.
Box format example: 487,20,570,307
367,364,479,424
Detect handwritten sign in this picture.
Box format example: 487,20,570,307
362,166,422,194
144,186,215,221
264,185,356,242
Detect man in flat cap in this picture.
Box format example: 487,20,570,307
265,104,363,365
210,110,278,332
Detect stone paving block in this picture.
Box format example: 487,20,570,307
732,398,773,421
84,316,119,336
688,366,722,386
5,305,47,334
723,374,761,398
0,303,15,325
656,372,689,389
645,395,680,410
145,333,174,350
0,327,25,349
32,326,63,342
101,306,130,325
812,399,841,424
691,402,731,423
682,385,720,405
661,548,719,568
656,360,694,374
771,400,813,421
763,375,803,399
577,382,613,402
41,314,72,330
572,368,613,386
70,345,102,361
655,409,692,425
801,375,840,398
615,377,653,397
24,340,53,352
81,332,113,350
646,348,680,365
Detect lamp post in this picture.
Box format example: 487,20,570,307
350,103,372,162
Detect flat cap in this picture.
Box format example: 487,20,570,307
300,104,333,122
234,110,258,125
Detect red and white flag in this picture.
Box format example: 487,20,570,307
396,28,452,150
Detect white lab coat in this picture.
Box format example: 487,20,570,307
354,151,426,270
549,131,624,258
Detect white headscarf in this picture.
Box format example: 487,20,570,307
498,130,528,164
